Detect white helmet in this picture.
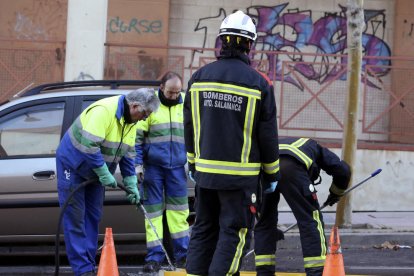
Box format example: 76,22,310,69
219,10,257,41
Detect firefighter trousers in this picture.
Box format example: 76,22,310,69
255,157,327,276
186,185,256,275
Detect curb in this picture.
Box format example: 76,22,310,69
275,229,414,249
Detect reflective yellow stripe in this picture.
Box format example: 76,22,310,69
255,254,276,266
279,144,313,169
227,228,247,275
190,90,201,157
190,82,265,172
191,82,261,99
241,98,255,163
195,158,261,176
291,137,309,147
303,255,326,268
262,159,280,174
313,210,327,256
187,152,195,164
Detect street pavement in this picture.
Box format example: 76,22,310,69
0,211,412,275
240,211,414,275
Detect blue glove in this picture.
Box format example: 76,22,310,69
263,181,278,194
123,175,140,205
93,165,117,188
188,171,196,184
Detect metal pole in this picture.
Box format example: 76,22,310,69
336,0,365,227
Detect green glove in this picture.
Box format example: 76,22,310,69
93,165,117,188
123,175,140,205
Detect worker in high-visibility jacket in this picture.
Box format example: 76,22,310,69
254,137,351,276
184,10,280,275
135,72,189,273
56,88,159,276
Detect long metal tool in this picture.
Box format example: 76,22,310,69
117,183,175,271
245,168,382,258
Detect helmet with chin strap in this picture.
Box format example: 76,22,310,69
218,10,257,41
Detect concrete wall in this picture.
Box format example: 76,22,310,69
1,0,412,211
279,148,414,212
168,0,414,212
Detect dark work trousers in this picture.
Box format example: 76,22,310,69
255,156,327,276
186,185,256,275
56,158,105,276
254,187,279,276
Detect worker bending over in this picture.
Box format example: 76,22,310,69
255,137,351,276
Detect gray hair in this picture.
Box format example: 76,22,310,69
126,88,160,112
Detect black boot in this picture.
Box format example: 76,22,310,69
143,261,161,273
305,266,324,276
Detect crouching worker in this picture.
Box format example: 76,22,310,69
56,88,160,276
254,137,351,276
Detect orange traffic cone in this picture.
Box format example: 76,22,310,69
322,226,345,276
97,228,119,276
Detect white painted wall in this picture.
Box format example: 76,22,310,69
65,0,108,81
278,148,414,212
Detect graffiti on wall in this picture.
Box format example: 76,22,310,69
194,3,391,88
108,16,163,34
402,19,414,38
8,0,67,40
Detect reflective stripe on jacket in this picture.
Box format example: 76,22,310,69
184,54,280,190
135,90,186,168
57,95,137,178
279,137,351,193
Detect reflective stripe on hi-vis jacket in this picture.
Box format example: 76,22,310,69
184,54,280,190
61,95,137,176
279,138,313,169
135,91,186,168
189,82,277,178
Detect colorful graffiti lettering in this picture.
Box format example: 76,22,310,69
195,3,391,88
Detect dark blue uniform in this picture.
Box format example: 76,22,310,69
184,53,280,275
254,137,351,276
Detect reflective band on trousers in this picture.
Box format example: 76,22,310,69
303,255,326,268
227,228,248,276
255,254,276,266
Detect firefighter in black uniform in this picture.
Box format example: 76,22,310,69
254,137,351,276
184,10,280,275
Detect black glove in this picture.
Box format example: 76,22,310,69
323,192,341,206
276,228,285,241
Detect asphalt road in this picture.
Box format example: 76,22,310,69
0,233,414,276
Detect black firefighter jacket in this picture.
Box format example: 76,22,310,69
279,137,351,194
184,53,280,190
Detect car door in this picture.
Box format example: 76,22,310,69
0,97,72,238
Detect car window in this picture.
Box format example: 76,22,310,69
0,102,65,157
81,100,95,111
